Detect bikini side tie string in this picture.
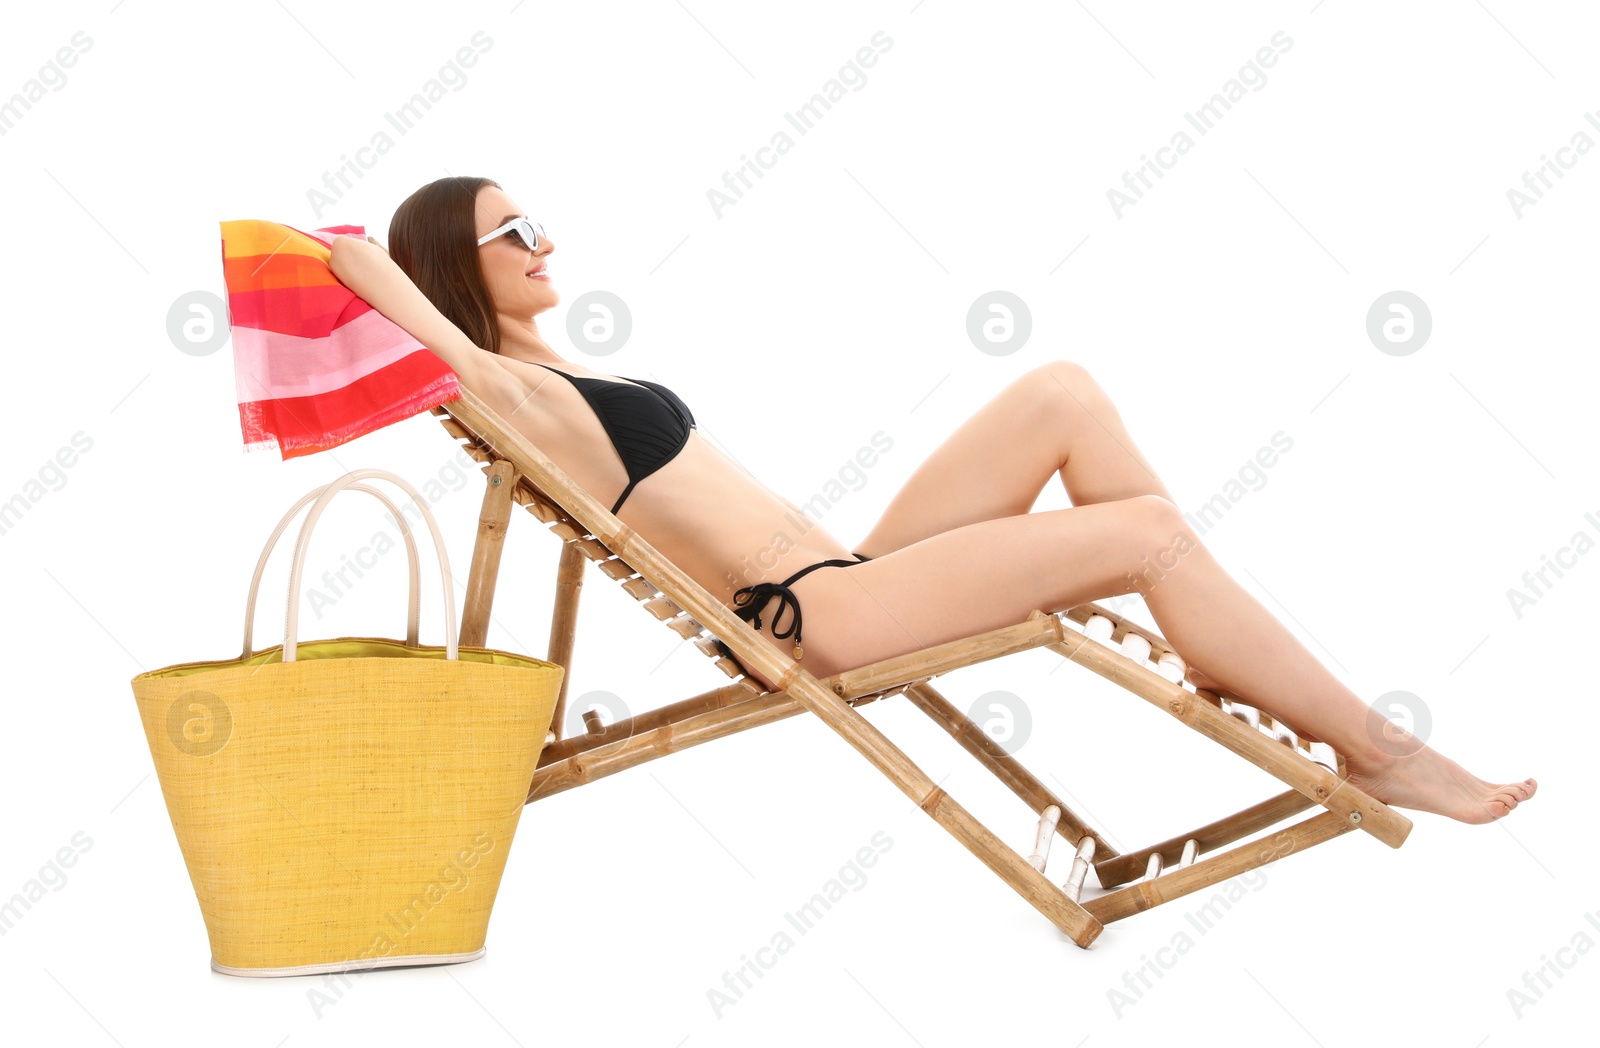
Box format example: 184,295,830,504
729,557,862,660
731,582,805,656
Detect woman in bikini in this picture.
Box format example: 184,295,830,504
328,175,1536,827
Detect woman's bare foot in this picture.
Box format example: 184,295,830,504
1344,741,1537,824
1175,661,1535,823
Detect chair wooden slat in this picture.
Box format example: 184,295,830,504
662,615,702,640
692,635,729,661
548,521,583,543
642,596,684,621
568,537,614,562
619,576,658,600
437,417,474,442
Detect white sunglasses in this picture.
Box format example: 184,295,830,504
476,216,546,250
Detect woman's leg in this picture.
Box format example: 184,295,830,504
803,495,1536,825
844,362,1274,693
854,360,1173,559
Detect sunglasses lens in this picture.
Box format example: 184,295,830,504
514,219,542,249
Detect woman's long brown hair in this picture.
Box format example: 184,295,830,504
387,175,505,356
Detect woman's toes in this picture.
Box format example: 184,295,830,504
1497,780,1535,803
1486,798,1511,820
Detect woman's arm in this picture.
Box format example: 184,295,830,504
327,234,524,410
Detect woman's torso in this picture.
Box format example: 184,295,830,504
487,355,859,616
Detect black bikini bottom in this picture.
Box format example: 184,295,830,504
712,552,872,676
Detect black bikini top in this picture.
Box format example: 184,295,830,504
530,362,697,514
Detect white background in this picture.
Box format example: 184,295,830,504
1,1,1593,1045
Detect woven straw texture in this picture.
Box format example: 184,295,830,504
132,636,562,975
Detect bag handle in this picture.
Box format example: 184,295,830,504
284,469,457,663
242,482,423,660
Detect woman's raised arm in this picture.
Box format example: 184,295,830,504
327,233,525,411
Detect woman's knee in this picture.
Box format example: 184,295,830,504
1023,359,1117,425
1022,358,1090,397
1117,492,1189,541
1117,494,1200,590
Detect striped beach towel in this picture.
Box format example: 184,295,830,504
219,219,461,460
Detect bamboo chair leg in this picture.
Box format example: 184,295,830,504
767,669,1103,946
460,459,517,648
902,682,1119,866
529,690,805,802
1085,810,1353,924
918,782,1104,946
535,680,765,769
546,539,587,741
1094,789,1315,888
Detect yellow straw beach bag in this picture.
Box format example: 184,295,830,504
131,468,563,977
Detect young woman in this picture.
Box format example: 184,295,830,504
328,175,1536,826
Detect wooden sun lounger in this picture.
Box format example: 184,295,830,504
431,388,1411,947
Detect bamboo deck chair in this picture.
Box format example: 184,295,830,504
431,387,1411,948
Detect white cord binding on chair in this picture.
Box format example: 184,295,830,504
1026,805,1061,873
1155,650,1186,683
1062,836,1098,903
1120,632,1152,666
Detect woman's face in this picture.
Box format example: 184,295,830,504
473,184,558,318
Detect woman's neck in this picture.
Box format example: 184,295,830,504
495,317,564,365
